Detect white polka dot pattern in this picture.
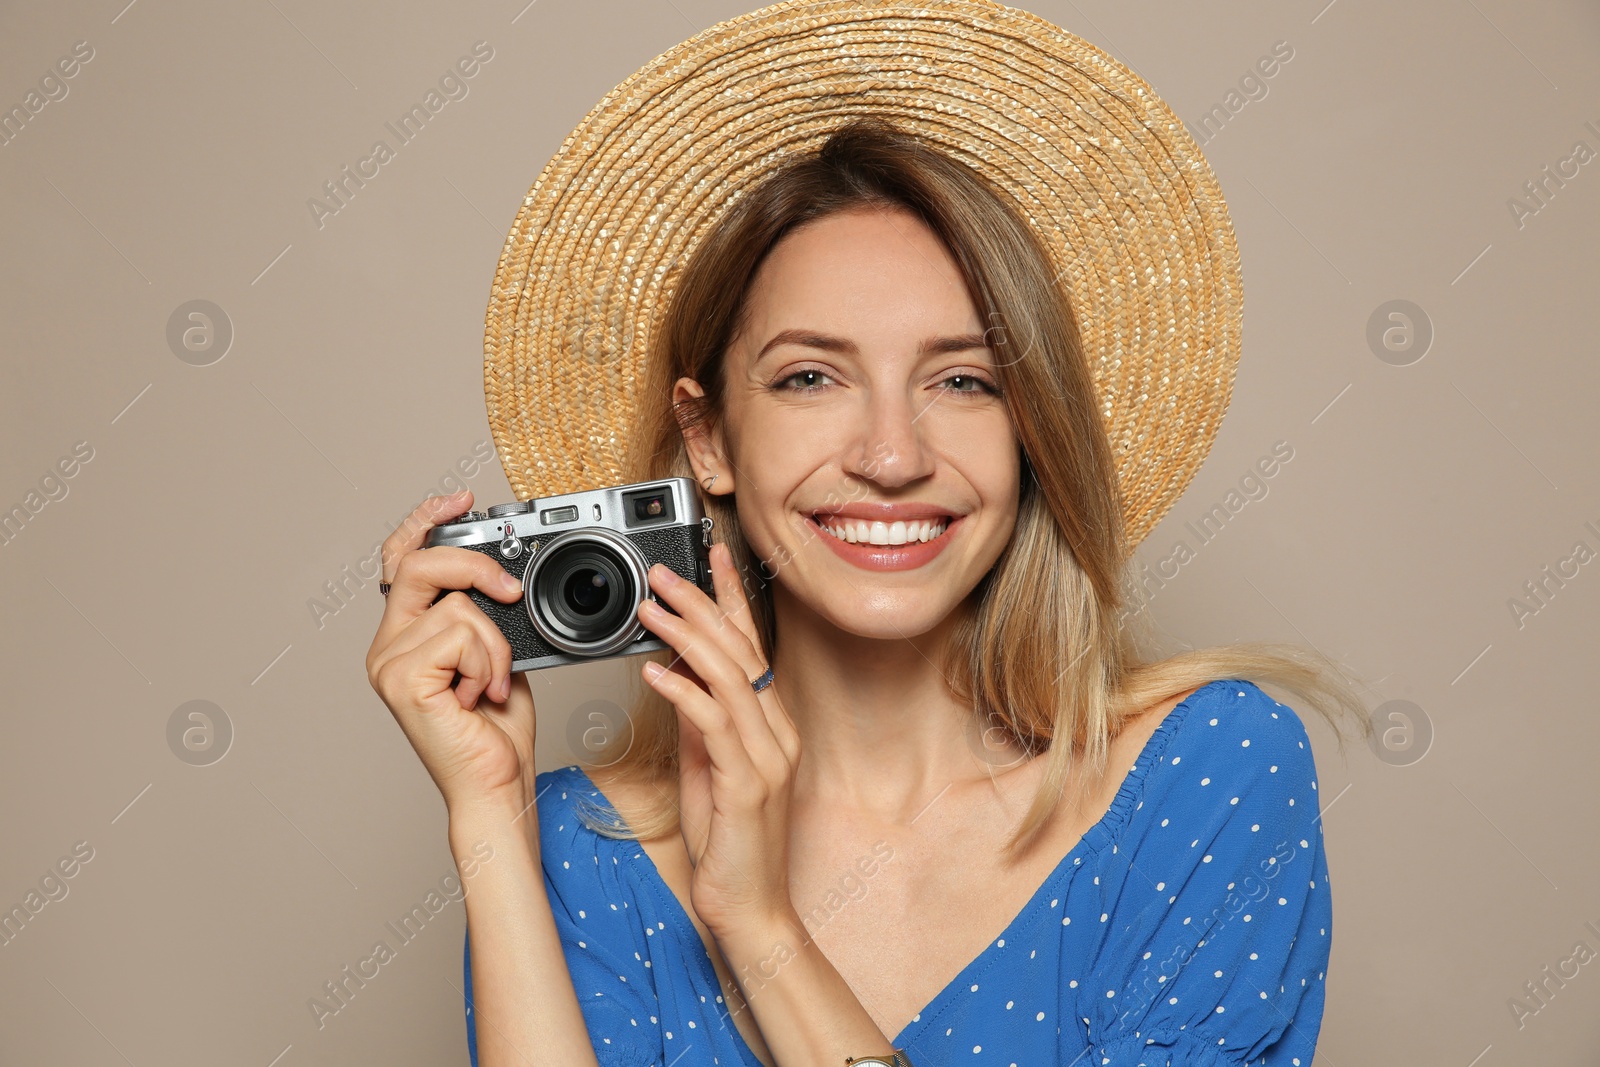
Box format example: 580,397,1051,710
462,679,1333,1066
1085,681,1331,1065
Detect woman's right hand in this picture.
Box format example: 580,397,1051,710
365,489,538,816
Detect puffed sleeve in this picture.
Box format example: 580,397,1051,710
1085,683,1333,1066
464,769,665,1067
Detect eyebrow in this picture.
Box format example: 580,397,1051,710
753,328,992,363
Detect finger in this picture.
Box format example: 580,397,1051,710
450,623,496,710
703,544,798,754
642,659,770,786
380,590,514,703
646,559,765,681
637,600,788,773
376,545,525,654
708,542,763,652
646,552,796,760
377,619,490,720
674,683,711,774
379,489,476,583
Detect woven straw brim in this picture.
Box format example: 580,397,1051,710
484,0,1242,551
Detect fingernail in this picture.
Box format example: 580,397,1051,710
643,662,665,681
498,675,511,700
502,572,522,593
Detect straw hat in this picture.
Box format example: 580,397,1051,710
482,0,1242,552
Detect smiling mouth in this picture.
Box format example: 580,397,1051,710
809,513,953,546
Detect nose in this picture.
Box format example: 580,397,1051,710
842,385,937,488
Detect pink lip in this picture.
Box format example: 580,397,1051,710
807,514,961,572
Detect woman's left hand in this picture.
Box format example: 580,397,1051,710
635,541,802,941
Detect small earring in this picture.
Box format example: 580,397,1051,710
701,474,719,493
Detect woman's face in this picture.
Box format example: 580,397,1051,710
678,204,1022,641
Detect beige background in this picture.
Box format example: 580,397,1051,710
2,0,1597,1063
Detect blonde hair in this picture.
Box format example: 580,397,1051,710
575,116,1372,856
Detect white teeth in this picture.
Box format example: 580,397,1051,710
815,515,949,545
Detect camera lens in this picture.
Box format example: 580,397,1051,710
525,529,650,657
563,566,610,615
542,547,630,637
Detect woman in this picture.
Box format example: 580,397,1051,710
368,114,1368,1066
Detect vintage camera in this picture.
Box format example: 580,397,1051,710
423,478,714,673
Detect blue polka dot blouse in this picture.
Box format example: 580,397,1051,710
464,678,1332,1066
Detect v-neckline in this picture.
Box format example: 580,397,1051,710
565,680,1215,1066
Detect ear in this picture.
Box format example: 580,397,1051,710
673,377,735,495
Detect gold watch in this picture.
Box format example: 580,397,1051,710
843,1051,912,1067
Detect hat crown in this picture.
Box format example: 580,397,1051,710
484,0,1241,552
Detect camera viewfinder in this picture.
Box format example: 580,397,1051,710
622,486,674,527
